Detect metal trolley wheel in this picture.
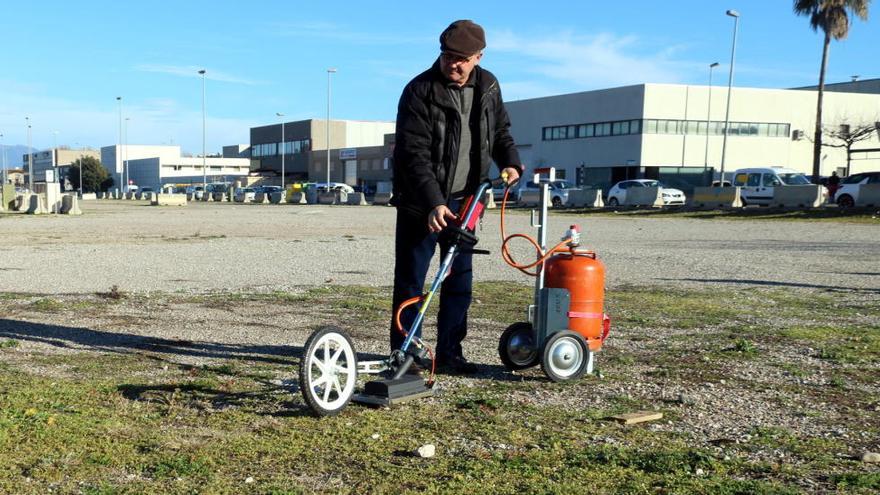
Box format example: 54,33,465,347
299,326,358,416
541,330,590,382
498,322,539,370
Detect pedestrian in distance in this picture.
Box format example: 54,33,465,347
389,19,522,375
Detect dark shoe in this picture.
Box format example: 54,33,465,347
436,355,479,375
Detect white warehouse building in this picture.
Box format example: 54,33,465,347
505,83,880,192
101,145,250,190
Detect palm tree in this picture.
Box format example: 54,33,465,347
794,0,870,182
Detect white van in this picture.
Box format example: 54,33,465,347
731,167,812,206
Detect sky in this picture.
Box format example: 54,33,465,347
0,0,877,160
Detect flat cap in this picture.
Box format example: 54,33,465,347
440,20,486,58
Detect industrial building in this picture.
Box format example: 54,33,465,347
505,83,880,192
250,119,394,188
22,147,101,188
100,145,250,190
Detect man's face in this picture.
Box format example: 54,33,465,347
440,52,482,86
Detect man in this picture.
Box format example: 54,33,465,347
827,170,841,201
390,19,522,374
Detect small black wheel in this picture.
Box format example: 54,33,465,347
541,330,590,382
607,197,619,207
498,322,539,370
836,194,854,209
299,326,358,416
552,196,563,208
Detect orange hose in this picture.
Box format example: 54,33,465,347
499,182,573,276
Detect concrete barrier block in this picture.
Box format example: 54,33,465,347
485,190,496,209
373,192,394,206
689,186,742,209
152,193,187,206
60,194,82,215
26,194,48,214
269,191,286,204
568,189,604,208
81,193,97,201
318,192,338,205
14,193,29,211
856,184,880,207
625,186,664,207
771,185,824,208
346,192,369,205
289,191,308,204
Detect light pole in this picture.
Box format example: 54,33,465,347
1,132,6,185
117,96,123,196
199,69,207,189
326,68,337,188
26,117,33,192
75,142,83,197
124,117,130,191
704,62,720,184
277,112,285,190
719,9,740,188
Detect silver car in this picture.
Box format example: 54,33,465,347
517,180,580,208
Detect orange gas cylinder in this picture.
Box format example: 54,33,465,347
543,249,608,351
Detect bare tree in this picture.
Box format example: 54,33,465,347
822,121,879,175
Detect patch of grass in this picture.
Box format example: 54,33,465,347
29,298,64,312
0,339,19,348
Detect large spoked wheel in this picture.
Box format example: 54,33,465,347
498,322,539,370
299,326,358,416
836,194,854,209
541,330,590,382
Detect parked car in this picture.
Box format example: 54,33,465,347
234,187,256,203
315,182,355,194
186,186,205,200
254,185,283,195
517,180,580,207
606,179,685,207
834,171,880,208
731,167,813,206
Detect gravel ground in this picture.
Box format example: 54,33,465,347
1,200,878,294
2,200,878,484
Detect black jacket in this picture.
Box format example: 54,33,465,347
392,60,521,217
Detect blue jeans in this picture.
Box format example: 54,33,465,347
390,200,473,361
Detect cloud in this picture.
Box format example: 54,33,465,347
134,64,263,86
489,29,690,96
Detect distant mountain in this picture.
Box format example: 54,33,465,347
0,145,31,168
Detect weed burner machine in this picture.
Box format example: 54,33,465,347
298,168,610,416
496,167,611,381
298,177,504,416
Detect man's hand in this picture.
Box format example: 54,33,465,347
428,204,458,233
501,166,520,185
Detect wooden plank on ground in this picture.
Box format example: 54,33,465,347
608,411,663,425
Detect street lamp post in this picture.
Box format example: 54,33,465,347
719,9,740,187
75,142,84,197
117,96,123,196
276,112,285,190
704,62,720,184
0,132,6,185
26,117,33,192
199,69,207,190
124,117,130,192
326,68,337,188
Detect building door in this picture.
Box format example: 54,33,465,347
344,160,357,186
